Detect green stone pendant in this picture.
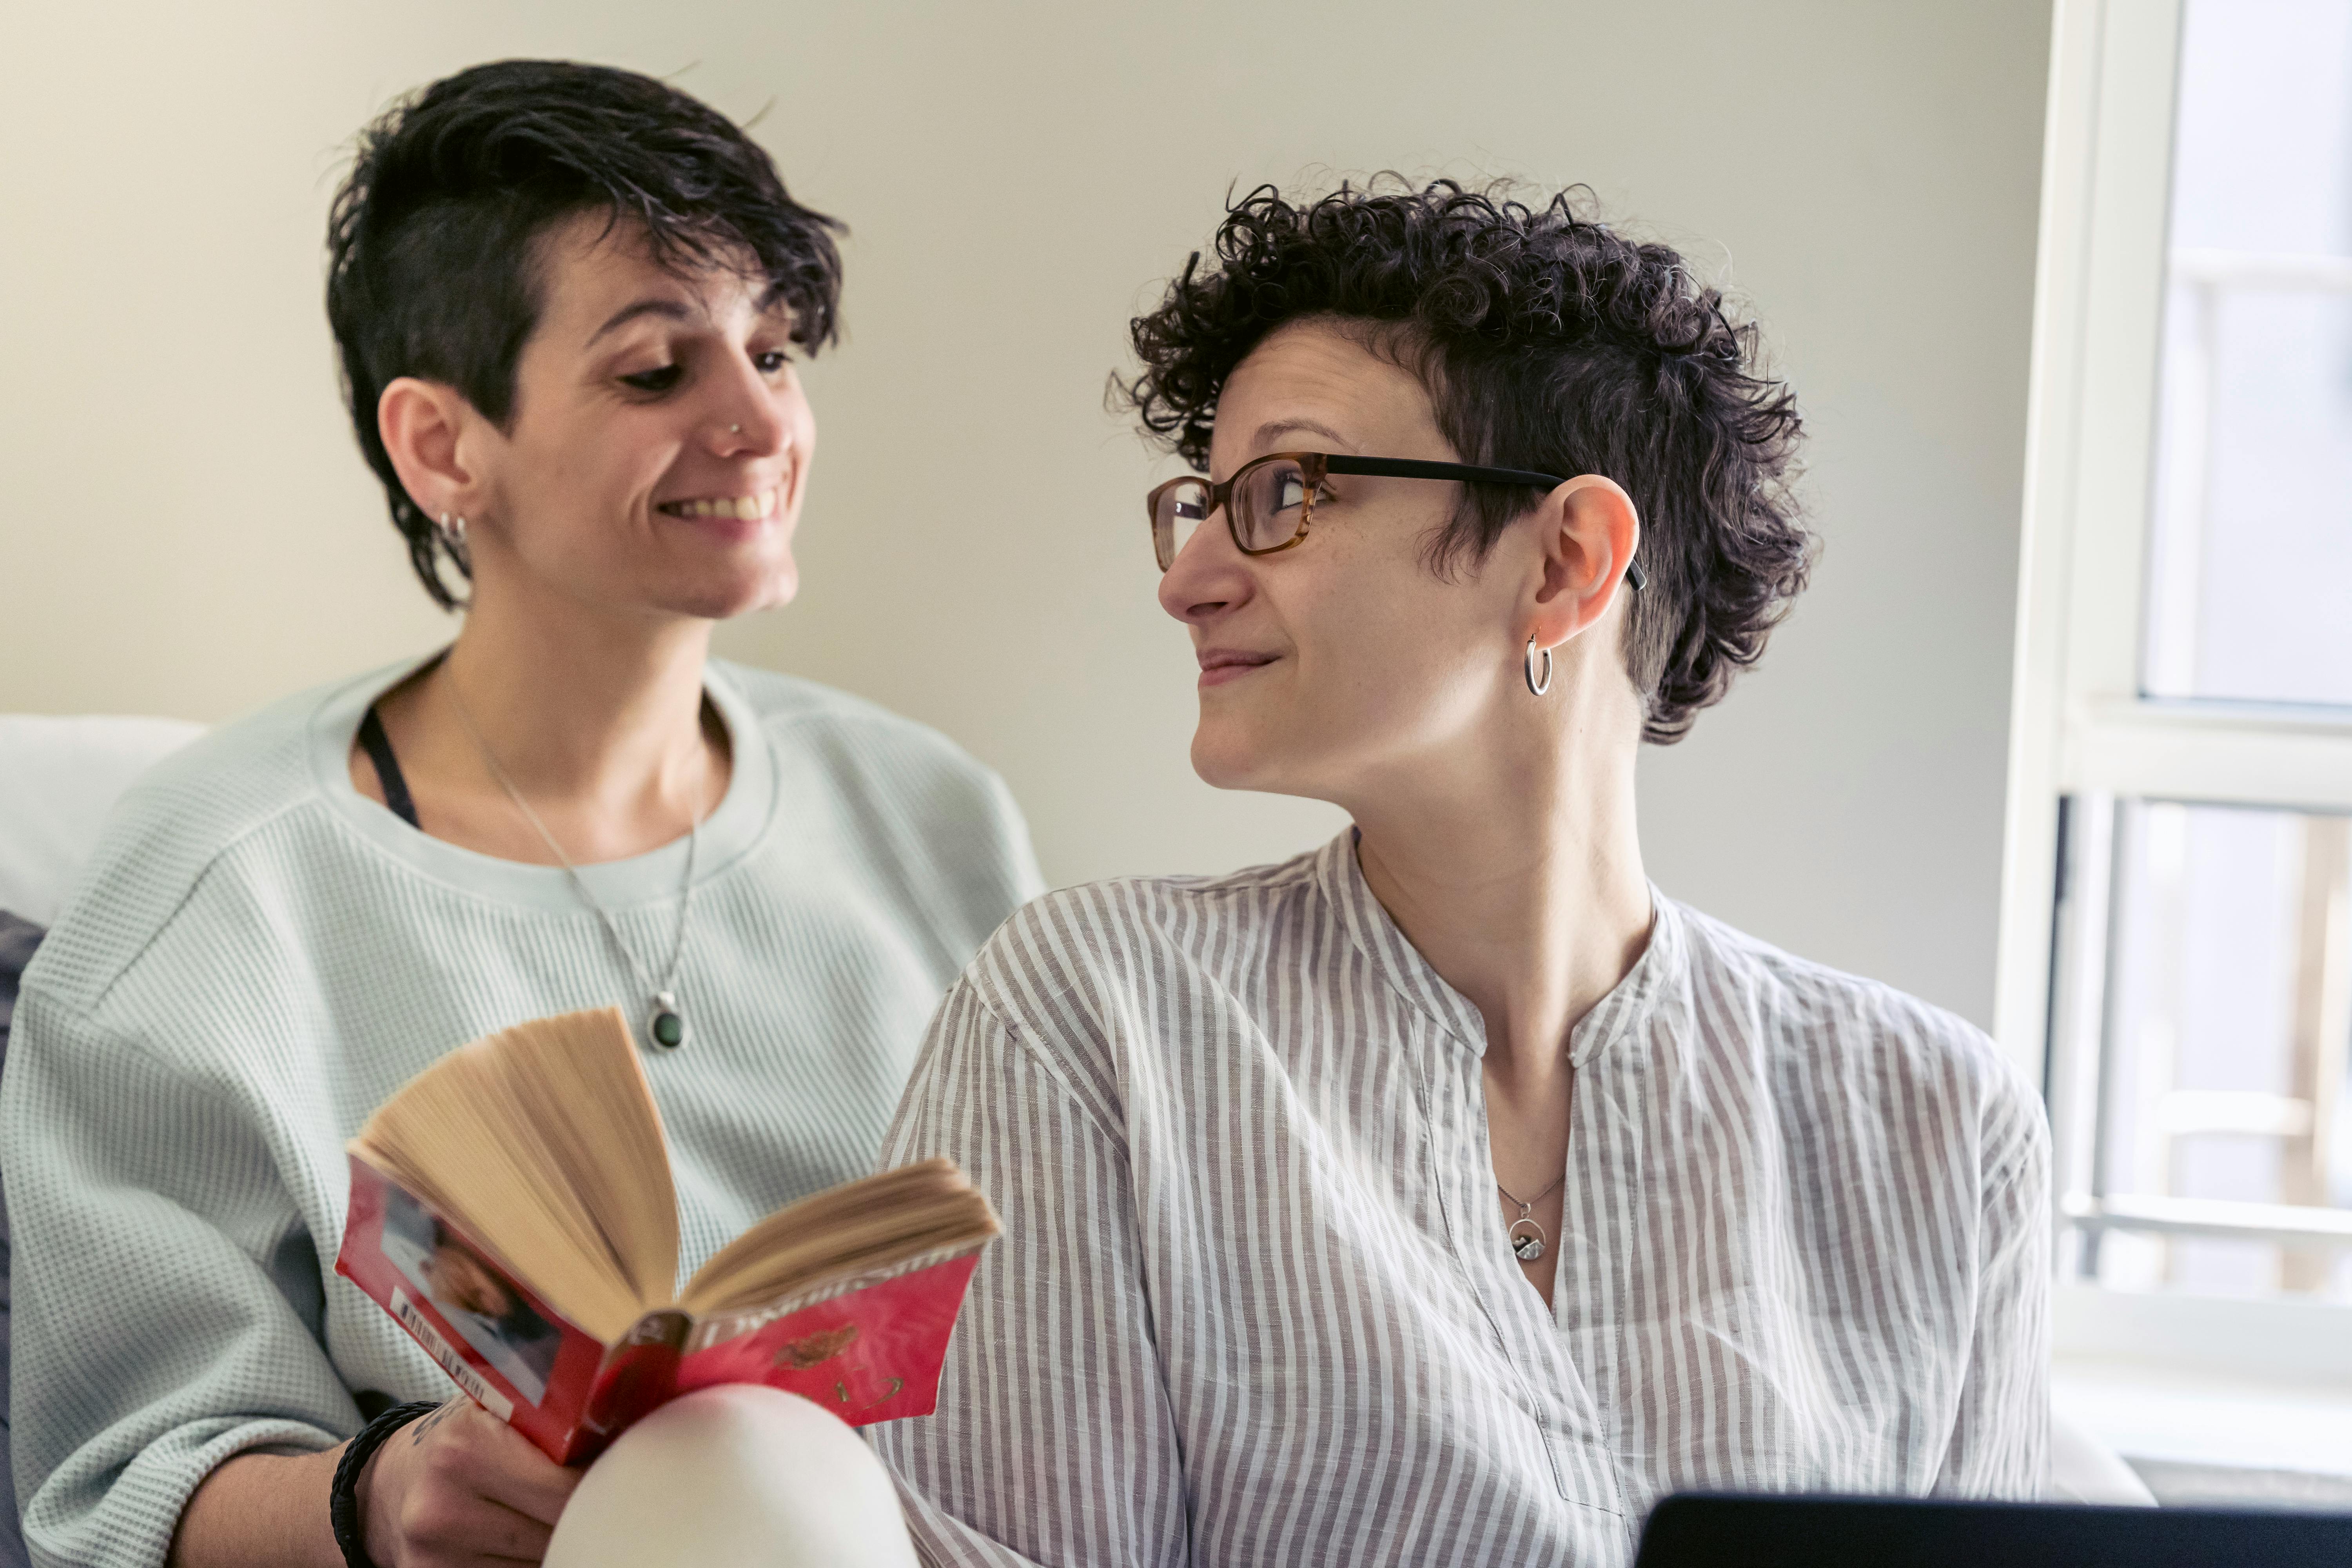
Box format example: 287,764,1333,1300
647,991,689,1051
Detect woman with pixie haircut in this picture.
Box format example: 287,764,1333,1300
3,62,1037,1568
878,182,2049,1565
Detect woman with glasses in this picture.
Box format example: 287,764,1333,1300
3,63,1037,1568
877,181,2049,1566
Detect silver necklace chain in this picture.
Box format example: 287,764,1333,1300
1494,1172,1566,1210
447,679,706,1050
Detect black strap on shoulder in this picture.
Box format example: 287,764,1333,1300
356,708,420,830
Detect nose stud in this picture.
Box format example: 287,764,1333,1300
729,423,742,435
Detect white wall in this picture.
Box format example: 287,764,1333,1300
0,0,2051,1027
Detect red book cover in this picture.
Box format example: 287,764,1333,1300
336,1152,985,1465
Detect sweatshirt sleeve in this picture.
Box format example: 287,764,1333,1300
872,982,1189,1568
4,987,361,1568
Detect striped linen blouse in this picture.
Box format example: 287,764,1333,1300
876,831,2050,1567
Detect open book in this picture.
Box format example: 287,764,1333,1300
334,1006,998,1465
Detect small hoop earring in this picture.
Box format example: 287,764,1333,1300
1524,637,1553,698
428,511,474,610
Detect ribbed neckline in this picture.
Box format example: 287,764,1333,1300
1312,828,1683,1067
306,652,778,913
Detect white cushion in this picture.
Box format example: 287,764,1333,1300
545,1387,918,1567
0,715,205,926
2051,1407,2157,1505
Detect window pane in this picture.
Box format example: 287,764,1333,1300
2091,801,2352,1301
2142,0,2352,707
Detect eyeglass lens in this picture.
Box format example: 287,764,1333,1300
1152,457,1314,571
1153,481,1210,571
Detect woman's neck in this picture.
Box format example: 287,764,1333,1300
443,597,718,805
367,583,728,866
1347,664,1652,1076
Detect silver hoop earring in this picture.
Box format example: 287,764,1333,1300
429,512,475,610
1524,637,1553,697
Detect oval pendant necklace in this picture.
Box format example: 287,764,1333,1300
1496,1173,1567,1263
646,989,688,1051
451,681,707,1053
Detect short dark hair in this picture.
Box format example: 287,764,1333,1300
1118,180,1812,744
326,60,845,608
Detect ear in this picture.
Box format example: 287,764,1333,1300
1525,475,1641,652
377,376,493,524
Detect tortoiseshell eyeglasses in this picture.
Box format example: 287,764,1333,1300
1145,452,1646,590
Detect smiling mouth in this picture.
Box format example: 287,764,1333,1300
657,487,782,522
1197,650,1278,687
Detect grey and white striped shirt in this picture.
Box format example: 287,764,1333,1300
877,831,2050,1567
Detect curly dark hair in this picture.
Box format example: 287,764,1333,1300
1118,179,1813,743
326,60,845,608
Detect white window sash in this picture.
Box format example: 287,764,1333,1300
1998,0,2352,1376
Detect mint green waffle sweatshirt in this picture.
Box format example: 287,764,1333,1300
2,657,1040,1568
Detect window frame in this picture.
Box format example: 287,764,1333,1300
1998,0,2352,1378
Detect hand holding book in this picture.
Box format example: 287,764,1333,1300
336,1006,1000,1465
357,1394,578,1563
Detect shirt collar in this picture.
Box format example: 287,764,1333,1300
1312,828,1687,1067
1567,890,1686,1069
309,653,777,911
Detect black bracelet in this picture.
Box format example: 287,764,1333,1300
329,1399,444,1568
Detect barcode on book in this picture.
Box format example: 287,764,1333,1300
392,1288,517,1421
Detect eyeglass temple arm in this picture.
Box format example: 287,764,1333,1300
1319,456,1564,487
1316,457,1646,590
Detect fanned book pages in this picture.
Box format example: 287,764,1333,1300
334,1006,999,1465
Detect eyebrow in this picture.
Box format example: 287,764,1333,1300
1250,416,1354,451
584,297,700,349
584,287,796,350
